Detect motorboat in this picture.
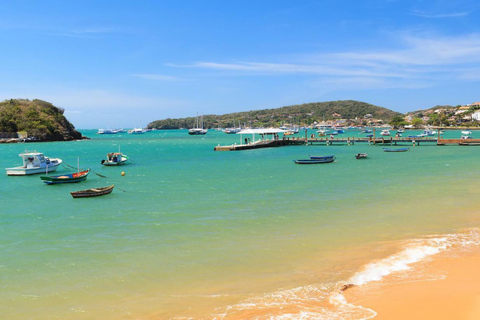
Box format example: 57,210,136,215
97,129,117,134
355,153,368,159
380,130,391,136
5,151,62,176
421,129,436,136
101,152,129,166
128,128,145,134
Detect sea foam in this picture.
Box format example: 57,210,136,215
346,228,480,287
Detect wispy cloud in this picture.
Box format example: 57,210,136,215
132,74,178,81
172,33,480,90
410,10,470,18
46,26,121,38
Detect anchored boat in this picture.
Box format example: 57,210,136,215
309,155,335,160
101,152,128,166
293,158,335,164
41,169,90,184
70,184,115,198
5,151,62,176
382,148,409,152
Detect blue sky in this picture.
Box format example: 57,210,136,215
1,0,480,129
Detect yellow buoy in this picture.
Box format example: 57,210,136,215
121,172,125,176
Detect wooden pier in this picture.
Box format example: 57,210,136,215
214,136,480,151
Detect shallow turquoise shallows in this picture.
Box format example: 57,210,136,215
1,129,480,319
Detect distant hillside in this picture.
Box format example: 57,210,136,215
0,99,83,141
148,100,401,129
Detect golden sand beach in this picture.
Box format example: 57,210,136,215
344,244,480,319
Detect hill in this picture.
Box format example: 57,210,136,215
0,99,83,141
148,100,401,129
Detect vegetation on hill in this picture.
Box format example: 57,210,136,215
0,99,83,141
148,100,402,129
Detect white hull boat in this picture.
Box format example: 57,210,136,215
5,152,62,176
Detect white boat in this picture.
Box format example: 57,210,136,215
101,152,128,166
5,151,62,176
189,113,207,135
97,128,117,134
128,128,145,134
462,130,472,135
223,127,241,134
422,129,436,136
380,130,391,136
397,128,405,133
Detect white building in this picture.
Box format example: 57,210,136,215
472,111,480,121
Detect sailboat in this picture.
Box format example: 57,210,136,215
188,113,208,135
224,118,241,134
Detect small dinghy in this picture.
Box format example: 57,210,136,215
293,158,335,164
309,154,335,160
355,153,368,159
382,148,409,152
70,184,115,198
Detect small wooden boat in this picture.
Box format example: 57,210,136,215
41,169,90,184
355,153,368,159
70,184,114,198
382,148,409,152
309,154,335,160
293,158,335,164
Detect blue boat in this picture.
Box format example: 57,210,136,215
309,154,335,160
382,148,409,152
294,158,335,164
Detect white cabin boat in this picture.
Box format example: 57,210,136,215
5,152,62,176
128,128,145,134
380,130,391,136
97,128,117,134
101,152,128,166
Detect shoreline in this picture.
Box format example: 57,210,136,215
343,234,480,319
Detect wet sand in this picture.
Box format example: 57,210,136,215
344,249,480,319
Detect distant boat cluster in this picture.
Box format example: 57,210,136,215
97,128,155,134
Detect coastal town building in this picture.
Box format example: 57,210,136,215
472,111,480,121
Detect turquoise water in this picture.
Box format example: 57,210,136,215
1,129,480,319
